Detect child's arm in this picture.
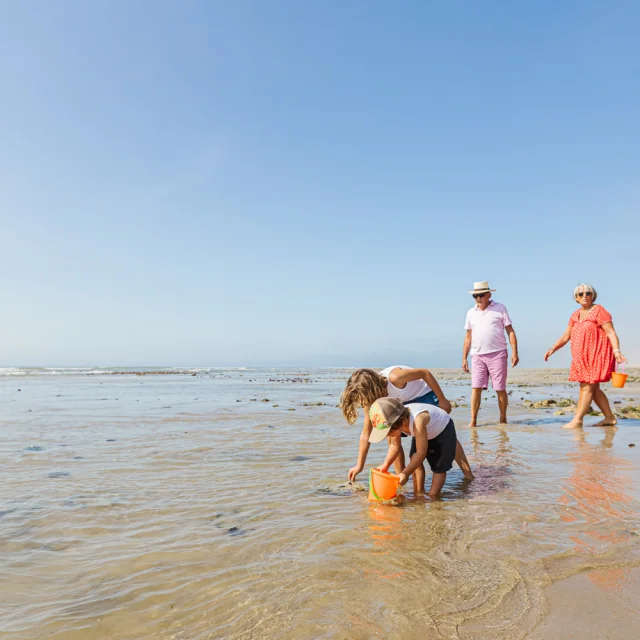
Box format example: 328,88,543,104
377,434,402,473
388,368,452,413
397,415,430,485
348,412,373,481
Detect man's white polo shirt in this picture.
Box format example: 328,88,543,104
464,301,512,355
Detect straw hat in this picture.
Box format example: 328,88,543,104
468,281,496,294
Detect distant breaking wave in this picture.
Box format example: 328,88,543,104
0,366,259,377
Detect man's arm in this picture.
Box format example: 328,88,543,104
462,330,472,372
348,412,372,481
378,434,402,473
505,325,519,367
398,415,430,484
388,368,452,413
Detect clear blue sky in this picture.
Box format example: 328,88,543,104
1,1,638,367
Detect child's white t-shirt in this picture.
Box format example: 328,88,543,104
405,403,450,440
379,365,433,402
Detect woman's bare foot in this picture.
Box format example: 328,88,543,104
593,415,618,427
467,421,477,428
562,418,583,429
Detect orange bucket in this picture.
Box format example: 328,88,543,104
611,363,627,388
368,468,400,501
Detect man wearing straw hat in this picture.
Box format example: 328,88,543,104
462,281,519,427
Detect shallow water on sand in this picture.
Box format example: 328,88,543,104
1,368,639,639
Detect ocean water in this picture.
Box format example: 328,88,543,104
1,368,639,639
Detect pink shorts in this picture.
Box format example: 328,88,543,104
471,350,508,391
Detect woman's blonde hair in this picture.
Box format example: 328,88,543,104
573,282,598,302
340,368,388,424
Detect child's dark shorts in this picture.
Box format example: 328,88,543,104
409,419,457,474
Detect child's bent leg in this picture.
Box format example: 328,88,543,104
413,463,426,495
428,472,446,498
393,447,406,474
455,440,474,480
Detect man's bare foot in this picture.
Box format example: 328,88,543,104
593,416,618,427
562,419,583,429
463,472,475,481
499,418,508,425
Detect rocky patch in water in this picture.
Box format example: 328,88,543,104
318,482,367,496
618,405,640,419
523,398,575,409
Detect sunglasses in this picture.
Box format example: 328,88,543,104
577,292,593,298
473,292,487,299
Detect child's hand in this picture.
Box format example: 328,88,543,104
376,464,390,473
440,398,452,414
348,465,363,482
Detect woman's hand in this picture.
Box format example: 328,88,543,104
397,473,408,486
544,348,555,361
614,350,627,364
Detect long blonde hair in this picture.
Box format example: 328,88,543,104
340,368,388,424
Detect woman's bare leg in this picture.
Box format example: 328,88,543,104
563,383,595,428
592,384,617,426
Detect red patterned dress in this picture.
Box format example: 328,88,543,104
568,305,615,383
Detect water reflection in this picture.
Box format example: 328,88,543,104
560,426,636,592
470,426,512,462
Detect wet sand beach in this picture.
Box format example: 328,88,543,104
1,367,639,639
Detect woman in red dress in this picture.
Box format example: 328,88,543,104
544,283,626,429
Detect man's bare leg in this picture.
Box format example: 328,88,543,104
592,384,617,426
469,388,482,427
428,472,447,498
455,440,474,480
497,389,508,424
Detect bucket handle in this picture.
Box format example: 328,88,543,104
616,361,626,374
369,468,383,501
